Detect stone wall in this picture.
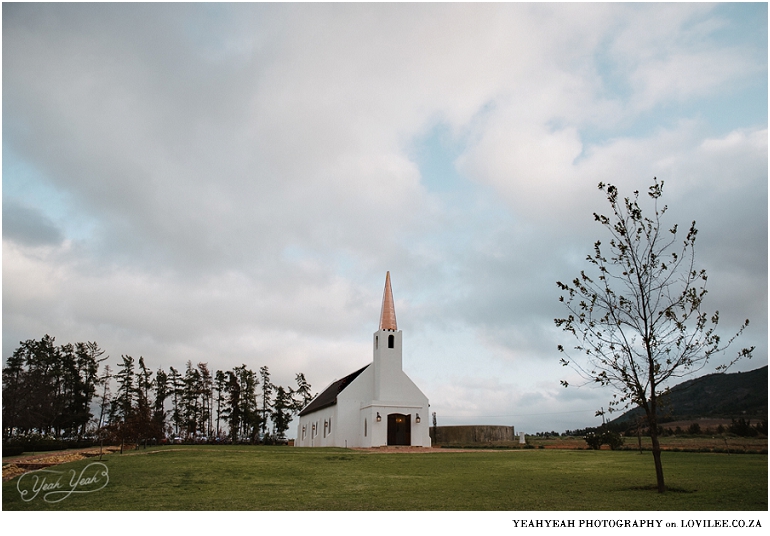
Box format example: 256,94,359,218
430,425,515,444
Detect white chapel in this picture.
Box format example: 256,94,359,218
295,272,431,448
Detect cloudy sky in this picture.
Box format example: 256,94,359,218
3,2,767,436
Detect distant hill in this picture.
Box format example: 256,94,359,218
608,365,767,426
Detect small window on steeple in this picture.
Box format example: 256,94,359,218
388,334,394,348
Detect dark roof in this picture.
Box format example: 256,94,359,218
299,364,370,417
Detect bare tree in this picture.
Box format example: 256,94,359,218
556,179,753,493
97,365,113,430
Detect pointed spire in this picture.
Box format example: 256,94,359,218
379,271,397,331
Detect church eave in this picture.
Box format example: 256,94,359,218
298,397,338,417
298,364,370,417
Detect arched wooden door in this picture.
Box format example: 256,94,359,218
387,413,411,446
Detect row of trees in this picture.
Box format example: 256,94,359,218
3,336,106,441
2,335,314,444
673,418,767,437
564,417,768,439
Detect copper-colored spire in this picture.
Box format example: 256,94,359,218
379,271,397,331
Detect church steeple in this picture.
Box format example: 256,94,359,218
374,271,402,401
379,271,397,331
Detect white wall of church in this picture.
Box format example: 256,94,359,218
295,273,430,448
373,330,402,401
295,404,338,447
360,403,431,447
295,361,431,448
337,366,374,447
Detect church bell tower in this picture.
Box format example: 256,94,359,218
373,271,403,401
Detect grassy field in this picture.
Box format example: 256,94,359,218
2,445,766,510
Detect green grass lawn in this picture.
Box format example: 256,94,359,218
3,445,766,510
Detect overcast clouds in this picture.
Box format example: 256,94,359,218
2,2,767,435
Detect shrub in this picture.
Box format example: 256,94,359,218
584,432,603,450
583,430,624,450
729,418,759,437
603,431,624,450
2,444,25,457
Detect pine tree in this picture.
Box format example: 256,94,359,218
114,355,136,423
168,366,183,436
259,366,273,438
154,368,169,438
197,363,213,438
2,345,27,438
214,370,226,439
292,373,313,412
271,386,294,439
75,342,107,438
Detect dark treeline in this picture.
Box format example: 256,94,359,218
564,417,767,438
2,335,315,444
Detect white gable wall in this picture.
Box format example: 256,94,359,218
335,366,373,448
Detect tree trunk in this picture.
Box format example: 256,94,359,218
649,423,666,493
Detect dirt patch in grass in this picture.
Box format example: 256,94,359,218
2,446,121,482
2,465,26,482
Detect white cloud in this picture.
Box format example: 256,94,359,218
630,50,757,111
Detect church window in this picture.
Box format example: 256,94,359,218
302,426,306,440
364,419,367,437
376,336,378,349
388,334,394,348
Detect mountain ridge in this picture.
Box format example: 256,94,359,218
608,365,767,426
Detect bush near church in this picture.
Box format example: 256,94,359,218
584,430,624,450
